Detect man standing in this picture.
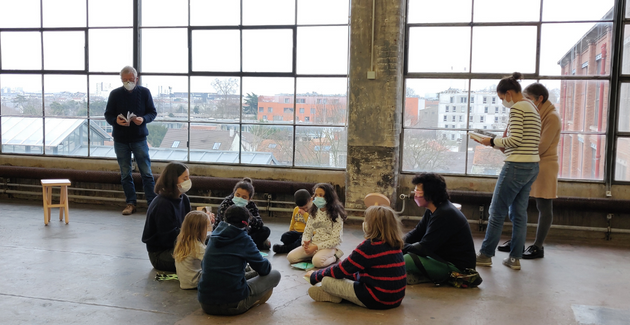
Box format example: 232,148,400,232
402,173,477,285
105,66,157,215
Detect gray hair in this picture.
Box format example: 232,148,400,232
120,66,138,78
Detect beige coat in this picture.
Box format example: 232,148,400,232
529,101,561,199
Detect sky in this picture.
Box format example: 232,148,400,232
0,0,618,97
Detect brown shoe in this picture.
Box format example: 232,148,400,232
122,204,137,215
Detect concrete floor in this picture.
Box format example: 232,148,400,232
1,198,629,325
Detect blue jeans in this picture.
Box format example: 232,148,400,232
114,140,156,205
480,161,539,259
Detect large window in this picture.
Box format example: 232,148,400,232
0,0,349,169
404,0,616,181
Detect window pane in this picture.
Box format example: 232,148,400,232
295,78,347,125
43,0,86,27
404,78,470,129
403,129,467,173
191,0,240,26
1,116,43,154
295,126,347,168
188,123,240,163
1,74,43,116
43,31,85,70
87,120,114,158
192,30,240,72
473,0,540,22
243,77,294,123
297,0,349,25
89,0,133,27
467,130,504,175
1,32,42,70
44,75,88,117
89,29,133,72
141,29,188,73
408,27,470,73
549,79,608,133
618,83,630,132
140,76,188,121
140,0,187,27
297,26,348,74
622,25,630,75
89,75,121,118
242,29,293,73
0,0,41,28
0,0,40,28
243,0,295,25
471,26,536,73
190,76,240,122
469,79,515,130
615,138,630,181
148,122,188,160
558,134,605,180
243,124,293,165
541,23,612,76
407,0,471,23
543,0,614,21
44,117,89,157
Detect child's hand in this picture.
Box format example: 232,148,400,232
305,270,314,277
302,240,311,249
304,243,318,255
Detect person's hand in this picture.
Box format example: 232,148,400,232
304,243,318,255
302,240,311,249
131,116,144,125
116,116,130,126
305,270,314,277
209,212,215,225
479,137,492,146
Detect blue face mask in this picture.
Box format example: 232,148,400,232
232,196,248,207
313,196,327,209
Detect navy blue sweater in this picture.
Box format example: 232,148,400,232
198,221,272,305
403,201,476,270
141,194,191,252
104,86,157,143
310,239,406,309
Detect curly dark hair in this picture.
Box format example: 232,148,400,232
309,183,346,222
154,162,188,199
233,177,255,198
496,72,523,94
411,173,450,206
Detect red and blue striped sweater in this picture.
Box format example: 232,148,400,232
309,239,406,309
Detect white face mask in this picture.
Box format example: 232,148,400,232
123,81,136,91
502,94,514,108
178,179,192,193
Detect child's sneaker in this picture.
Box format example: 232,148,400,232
476,252,492,267
272,244,290,254
308,286,342,303
502,257,521,270
334,248,344,261
406,272,431,285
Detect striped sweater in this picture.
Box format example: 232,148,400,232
309,239,406,309
494,100,541,162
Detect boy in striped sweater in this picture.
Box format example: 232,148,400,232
305,205,406,309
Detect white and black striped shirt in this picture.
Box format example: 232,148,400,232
494,100,541,162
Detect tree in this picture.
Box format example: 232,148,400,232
89,100,107,117
211,78,239,119
147,124,168,148
406,87,417,97
50,102,65,116
403,132,452,171
243,92,258,115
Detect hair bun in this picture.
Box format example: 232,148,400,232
512,72,523,80
242,177,252,184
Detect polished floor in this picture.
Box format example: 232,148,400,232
1,197,629,325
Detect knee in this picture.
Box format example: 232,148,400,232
312,255,333,268
265,269,281,287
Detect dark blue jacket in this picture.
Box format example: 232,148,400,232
104,86,157,143
141,194,191,252
197,221,271,305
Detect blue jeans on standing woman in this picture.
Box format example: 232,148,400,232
480,161,539,259
114,140,157,206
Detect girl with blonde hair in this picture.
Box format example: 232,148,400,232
174,210,213,289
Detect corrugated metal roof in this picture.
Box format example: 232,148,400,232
1,117,112,147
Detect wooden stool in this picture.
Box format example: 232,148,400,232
41,179,71,225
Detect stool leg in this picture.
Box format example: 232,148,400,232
46,187,53,225
62,185,69,224
59,186,64,222
42,186,49,226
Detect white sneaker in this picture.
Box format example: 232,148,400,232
502,257,521,270
334,248,344,261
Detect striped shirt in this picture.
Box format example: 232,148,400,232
310,239,406,309
494,100,541,162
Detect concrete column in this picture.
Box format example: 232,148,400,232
345,0,405,210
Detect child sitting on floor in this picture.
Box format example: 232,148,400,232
272,189,312,254
173,210,213,289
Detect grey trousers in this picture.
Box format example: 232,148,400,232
201,269,282,316
320,277,366,307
